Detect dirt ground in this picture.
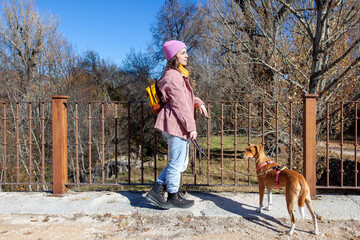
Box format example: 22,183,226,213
0,212,359,240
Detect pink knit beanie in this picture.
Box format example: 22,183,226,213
163,40,187,61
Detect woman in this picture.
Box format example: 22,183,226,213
146,40,208,209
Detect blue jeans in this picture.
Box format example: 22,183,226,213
156,132,190,193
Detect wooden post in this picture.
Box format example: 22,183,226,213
303,94,318,199
51,95,69,195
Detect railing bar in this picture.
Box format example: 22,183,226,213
193,126,197,185
261,102,265,147
5,100,359,105
127,102,131,184
207,101,211,185
326,102,330,187
316,186,360,190
355,102,358,187
247,102,251,185
88,103,92,184
234,102,238,185
289,101,293,169
16,103,20,184
1,183,52,186
275,102,279,163
340,102,344,187
101,103,105,184
75,103,80,184
28,103,33,186
193,109,197,186
41,102,46,185
220,101,224,185
114,104,118,184
2,103,7,183
140,102,144,184
154,114,158,182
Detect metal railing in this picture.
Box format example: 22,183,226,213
316,101,359,189
1,95,359,197
0,101,52,191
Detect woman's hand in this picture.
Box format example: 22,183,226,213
189,131,197,140
199,104,209,118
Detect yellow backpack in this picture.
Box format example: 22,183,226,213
146,81,164,115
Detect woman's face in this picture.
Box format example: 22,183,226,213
176,48,188,66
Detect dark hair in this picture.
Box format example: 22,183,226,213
166,55,189,70
166,55,180,70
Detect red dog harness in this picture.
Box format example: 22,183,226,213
274,165,287,189
256,161,287,190
256,161,274,171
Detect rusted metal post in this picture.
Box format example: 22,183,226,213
303,94,318,199
51,95,69,195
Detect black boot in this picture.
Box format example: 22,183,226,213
167,192,194,208
145,182,172,209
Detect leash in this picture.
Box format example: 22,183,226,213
191,139,256,177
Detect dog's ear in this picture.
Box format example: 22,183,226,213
254,145,263,155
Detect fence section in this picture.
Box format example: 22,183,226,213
59,97,308,194
0,101,52,191
316,101,359,189
1,96,359,196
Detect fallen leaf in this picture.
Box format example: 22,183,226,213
325,233,332,237
82,197,88,200
72,198,78,201
42,217,50,222
144,227,152,232
0,231,8,234
118,215,127,219
30,220,38,222
23,231,33,235
118,221,129,227
108,201,116,204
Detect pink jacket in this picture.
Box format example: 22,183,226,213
154,68,204,140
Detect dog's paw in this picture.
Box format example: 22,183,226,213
256,207,262,213
264,206,271,211
312,229,319,235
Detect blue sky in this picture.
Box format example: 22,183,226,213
36,0,166,66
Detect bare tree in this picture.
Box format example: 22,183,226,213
280,0,360,98
149,0,207,63
0,0,65,97
0,0,75,190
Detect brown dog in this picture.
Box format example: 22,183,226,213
242,145,319,235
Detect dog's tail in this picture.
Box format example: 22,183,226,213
298,176,319,234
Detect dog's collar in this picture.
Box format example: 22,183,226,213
256,161,274,171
